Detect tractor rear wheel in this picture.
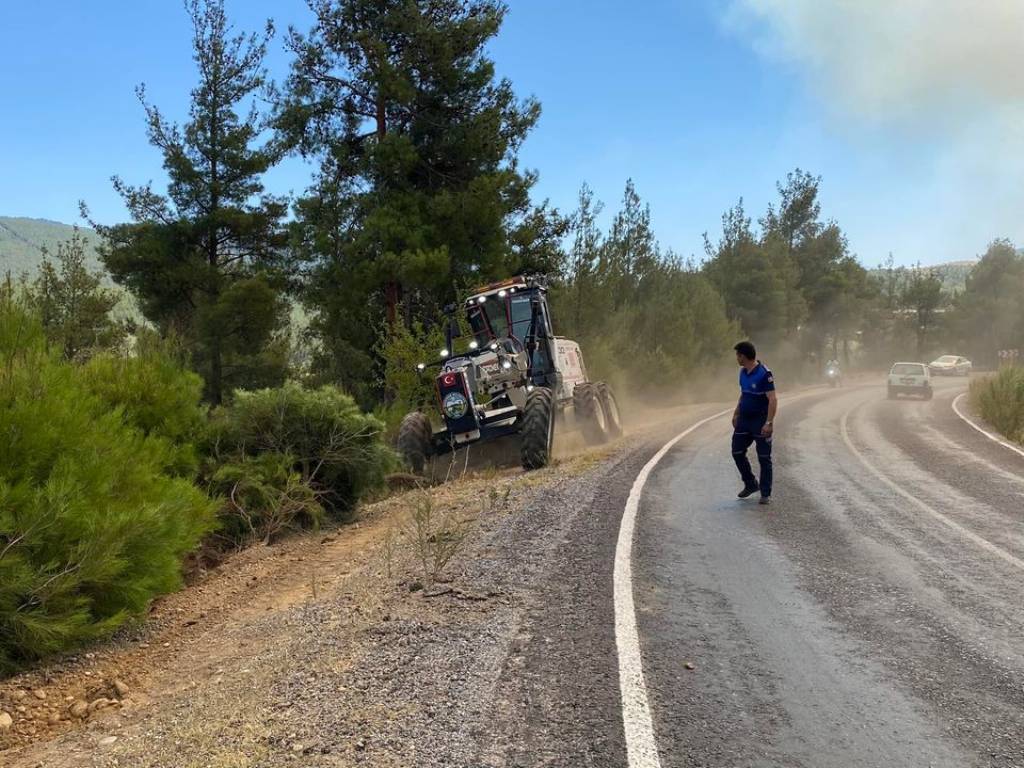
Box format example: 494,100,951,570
574,383,609,445
398,411,433,474
521,387,555,470
596,382,623,438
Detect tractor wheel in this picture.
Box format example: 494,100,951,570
574,383,609,445
521,387,555,471
596,382,624,438
397,411,433,474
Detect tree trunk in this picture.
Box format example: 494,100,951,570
209,333,223,406
375,93,402,328
385,281,400,327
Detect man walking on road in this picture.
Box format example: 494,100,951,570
732,341,777,505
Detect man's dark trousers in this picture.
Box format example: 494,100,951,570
732,426,773,496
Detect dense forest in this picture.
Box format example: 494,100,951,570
3,0,1024,671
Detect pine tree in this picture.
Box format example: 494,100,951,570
900,267,947,357
29,230,124,359
703,198,805,343
279,0,565,398
951,240,1024,367
551,180,738,389
563,183,604,340
761,170,873,357
0,295,215,671
87,0,288,404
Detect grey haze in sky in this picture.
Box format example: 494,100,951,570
725,0,1024,264
728,0,1024,118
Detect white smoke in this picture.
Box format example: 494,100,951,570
725,0,1024,124
723,0,1024,262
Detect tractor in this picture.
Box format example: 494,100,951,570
397,275,622,473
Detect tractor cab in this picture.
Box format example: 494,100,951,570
461,276,556,390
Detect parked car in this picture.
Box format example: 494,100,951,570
888,362,933,400
928,355,972,376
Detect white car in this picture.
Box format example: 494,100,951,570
928,355,972,376
888,362,933,400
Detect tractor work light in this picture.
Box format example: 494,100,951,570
490,342,498,350
477,296,487,304
440,348,450,358
502,360,513,370
416,363,426,371
469,341,479,350
442,392,469,419
498,289,507,298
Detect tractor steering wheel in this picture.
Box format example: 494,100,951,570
498,335,526,356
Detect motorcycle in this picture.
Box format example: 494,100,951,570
826,366,841,388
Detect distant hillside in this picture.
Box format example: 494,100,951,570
0,216,984,298
0,217,103,277
870,260,977,294
925,261,976,293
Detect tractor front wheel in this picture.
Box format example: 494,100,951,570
398,411,433,474
521,387,555,471
574,383,609,445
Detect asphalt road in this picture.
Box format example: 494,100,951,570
634,377,1024,767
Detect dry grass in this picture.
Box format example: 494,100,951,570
406,493,477,584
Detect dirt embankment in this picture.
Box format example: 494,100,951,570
0,492,390,754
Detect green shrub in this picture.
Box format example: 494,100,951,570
206,383,395,521
378,319,447,432
80,332,206,476
208,453,324,546
0,297,216,672
971,367,1024,443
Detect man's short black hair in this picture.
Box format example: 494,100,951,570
734,341,756,360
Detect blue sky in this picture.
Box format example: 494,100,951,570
2,0,1021,268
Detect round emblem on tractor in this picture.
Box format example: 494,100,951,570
442,392,469,419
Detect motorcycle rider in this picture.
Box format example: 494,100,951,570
825,356,842,386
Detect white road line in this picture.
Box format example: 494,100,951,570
952,391,1024,461
840,405,1024,573
614,407,733,768
614,387,839,765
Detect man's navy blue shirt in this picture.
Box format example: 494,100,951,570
736,362,775,433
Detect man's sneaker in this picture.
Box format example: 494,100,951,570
759,496,772,506
738,484,759,499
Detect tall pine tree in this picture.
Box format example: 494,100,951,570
279,0,564,401
88,0,288,404
703,198,805,344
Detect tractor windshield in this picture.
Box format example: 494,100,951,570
509,294,534,341
466,289,550,349
468,298,509,344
